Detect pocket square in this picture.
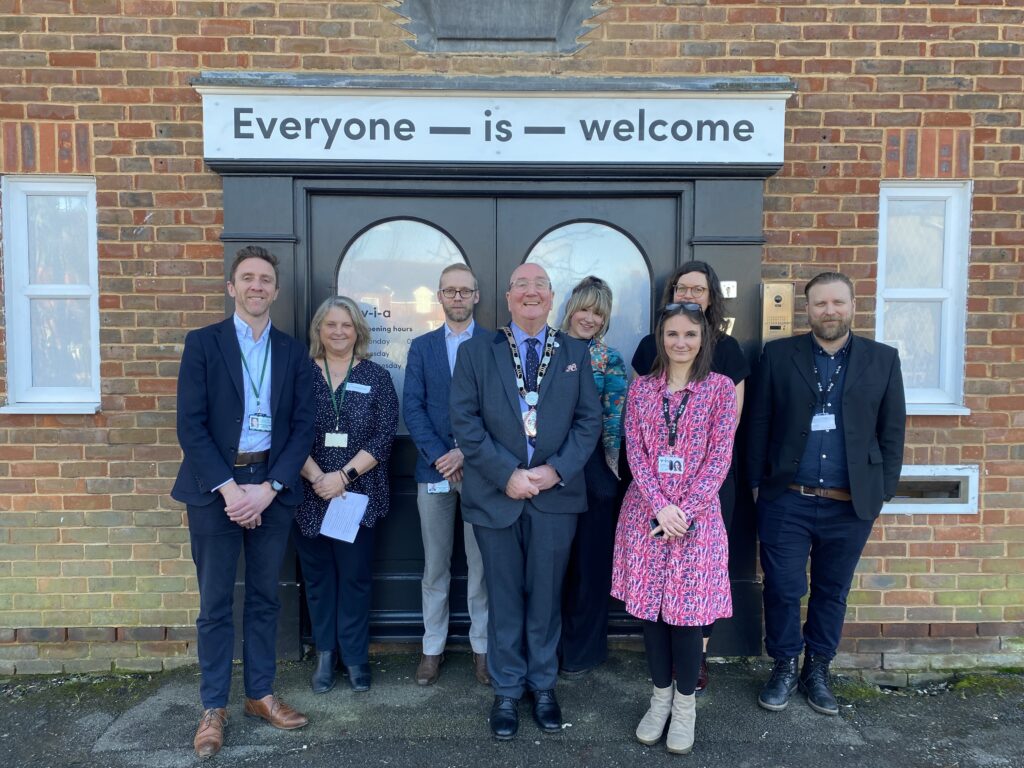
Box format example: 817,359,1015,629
564,363,578,372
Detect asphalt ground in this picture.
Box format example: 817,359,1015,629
1,651,1022,768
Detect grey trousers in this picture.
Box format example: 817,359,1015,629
417,482,488,655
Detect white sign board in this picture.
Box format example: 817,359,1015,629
199,89,788,165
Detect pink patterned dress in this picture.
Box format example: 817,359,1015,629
611,372,737,626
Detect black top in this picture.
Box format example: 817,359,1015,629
295,358,399,538
630,332,750,384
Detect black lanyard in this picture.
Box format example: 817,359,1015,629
811,356,844,412
662,391,691,447
324,357,355,431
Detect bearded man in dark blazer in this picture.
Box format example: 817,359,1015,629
173,246,315,758
450,262,601,740
747,271,905,717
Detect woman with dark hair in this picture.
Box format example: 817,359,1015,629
631,260,749,692
295,296,398,694
612,302,737,754
557,276,628,677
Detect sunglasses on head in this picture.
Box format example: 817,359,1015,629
662,302,703,315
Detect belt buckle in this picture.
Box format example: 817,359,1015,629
797,485,816,497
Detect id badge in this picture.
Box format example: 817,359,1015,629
810,413,837,432
427,480,451,494
249,413,272,432
325,432,348,448
346,382,371,394
657,455,686,475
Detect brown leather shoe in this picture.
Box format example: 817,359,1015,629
193,707,227,759
415,653,444,686
473,652,491,685
243,694,309,730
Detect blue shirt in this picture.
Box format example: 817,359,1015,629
794,335,851,490
444,319,475,375
510,322,547,465
235,313,273,453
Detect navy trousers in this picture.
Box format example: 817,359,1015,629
757,490,875,660
293,521,375,667
186,462,293,709
474,504,577,699
560,445,619,672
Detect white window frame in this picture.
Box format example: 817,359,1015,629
882,464,979,516
1,175,101,414
877,181,971,416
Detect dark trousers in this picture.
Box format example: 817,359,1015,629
642,619,704,695
294,521,375,666
186,462,293,709
560,446,619,672
757,490,875,660
474,503,577,699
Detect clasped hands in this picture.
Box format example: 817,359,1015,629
434,448,464,484
220,480,277,530
650,503,691,540
504,465,560,500
310,470,349,500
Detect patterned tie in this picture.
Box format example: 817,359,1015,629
525,337,540,393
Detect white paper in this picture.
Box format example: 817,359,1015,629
319,492,368,543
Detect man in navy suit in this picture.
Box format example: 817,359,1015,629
747,272,905,717
172,246,315,759
405,263,490,687
451,263,601,739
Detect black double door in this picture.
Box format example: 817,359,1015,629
301,189,760,655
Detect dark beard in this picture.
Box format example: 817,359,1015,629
810,316,850,342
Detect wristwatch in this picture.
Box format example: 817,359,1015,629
269,479,285,493
344,467,359,482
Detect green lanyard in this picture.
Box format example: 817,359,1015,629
324,357,355,430
239,340,270,411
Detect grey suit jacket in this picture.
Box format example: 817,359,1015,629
746,332,906,520
450,328,602,529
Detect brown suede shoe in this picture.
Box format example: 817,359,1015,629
473,652,491,685
415,653,444,686
193,707,227,759
243,694,309,730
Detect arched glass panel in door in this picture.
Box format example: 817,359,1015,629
337,219,466,433
524,222,651,364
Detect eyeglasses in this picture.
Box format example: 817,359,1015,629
509,278,552,292
663,302,704,315
673,283,707,298
440,288,477,299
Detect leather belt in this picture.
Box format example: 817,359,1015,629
234,450,269,466
788,484,852,502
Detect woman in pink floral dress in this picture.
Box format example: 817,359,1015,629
611,302,737,754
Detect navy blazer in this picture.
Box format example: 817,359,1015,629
450,328,602,529
403,323,489,484
172,317,316,509
745,332,906,521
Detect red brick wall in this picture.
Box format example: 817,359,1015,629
0,1,1021,673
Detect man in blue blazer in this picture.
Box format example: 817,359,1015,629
172,246,315,758
404,263,491,687
747,272,905,718
451,263,601,740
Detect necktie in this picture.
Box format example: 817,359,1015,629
525,337,540,393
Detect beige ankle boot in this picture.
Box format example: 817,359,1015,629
635,684,674,745
665,690,696,754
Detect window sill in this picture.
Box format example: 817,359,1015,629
905,404,970,417
0,403,101,415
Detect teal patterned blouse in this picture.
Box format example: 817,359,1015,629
587,338,628,453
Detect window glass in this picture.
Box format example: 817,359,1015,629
27,194,89,285
30,298,92,387
337,219,467,434
524,222,650,365
883,300,942,389
885,199,945,289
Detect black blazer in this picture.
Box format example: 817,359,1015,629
450,328,602,529
171,317,316,508
745,333,906,520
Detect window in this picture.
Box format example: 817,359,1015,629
877,182,971,415
1,176,100,413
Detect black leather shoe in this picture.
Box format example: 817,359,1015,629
489,696,519,740
799,653,839,715
346,663,372,692
311,650,337,694
531,689,562,733
758,657,799,711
